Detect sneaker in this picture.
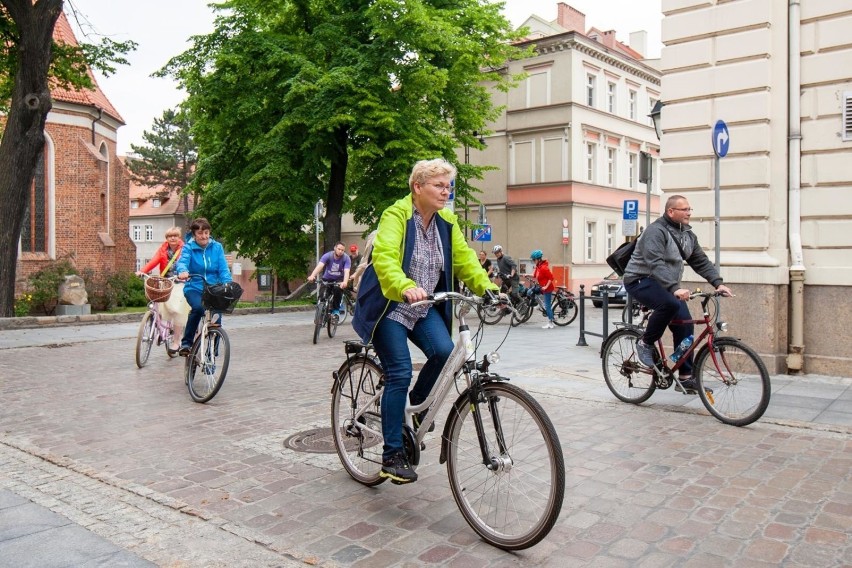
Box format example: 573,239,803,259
676,377,713,395
542,321,554,329
178,346,191,357
412,410,435,433
636,339,657,367
380,451,417,484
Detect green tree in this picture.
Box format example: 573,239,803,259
126,107,198,221
162,0,527,282
0,0,134,317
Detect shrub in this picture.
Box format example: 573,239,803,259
14,294,33,317
28,259,77,315
82,269,147,310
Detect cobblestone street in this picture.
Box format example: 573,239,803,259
0,311,849,567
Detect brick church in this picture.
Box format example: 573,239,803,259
14,12,135,292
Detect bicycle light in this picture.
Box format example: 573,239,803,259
486,351,500,365
716,321,728,332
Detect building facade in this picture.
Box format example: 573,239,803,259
465,2,663,287
15,13,135,294
660,0,852,376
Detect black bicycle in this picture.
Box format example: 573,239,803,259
313,281,343,344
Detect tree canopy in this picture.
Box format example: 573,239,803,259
126,106,198,219
162,0,527,282
0,0,135,317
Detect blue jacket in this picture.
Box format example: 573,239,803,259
352,195,496,344
176,236,232,294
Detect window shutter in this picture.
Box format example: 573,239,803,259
843,92,852,142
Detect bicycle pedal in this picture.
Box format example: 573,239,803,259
208,323,221,328
420,442,426,451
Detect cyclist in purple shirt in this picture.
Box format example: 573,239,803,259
308,242,351,316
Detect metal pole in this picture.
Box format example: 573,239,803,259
646,154,652,230
464,143,469,240
714,156,721,270
577,284,588,346
314,199,322,264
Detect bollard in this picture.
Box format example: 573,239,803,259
577,284,588,346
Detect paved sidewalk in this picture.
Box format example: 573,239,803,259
0,308,849,567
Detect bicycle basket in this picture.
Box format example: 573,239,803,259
202,282,244,313
144,277,174,303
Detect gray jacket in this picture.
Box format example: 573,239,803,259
623,215,722,293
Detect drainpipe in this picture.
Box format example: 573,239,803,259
91,107,103,145
787,0,805,372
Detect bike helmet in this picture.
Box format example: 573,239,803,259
492,245,503,253
530,249,543,261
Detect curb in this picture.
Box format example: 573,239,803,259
0,305,313,331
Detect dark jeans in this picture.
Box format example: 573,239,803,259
372,309,453,460
320,280,343,312
624,277,694,376
181,288,224,349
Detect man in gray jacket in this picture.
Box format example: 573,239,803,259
623,195,732,393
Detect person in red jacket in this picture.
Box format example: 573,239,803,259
136,227,190,353
531,249,556,329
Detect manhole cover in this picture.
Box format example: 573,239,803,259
283,427,381,454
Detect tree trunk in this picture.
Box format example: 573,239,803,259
0,0,64,317
323,125,349,252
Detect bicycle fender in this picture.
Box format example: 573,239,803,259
330,353,381,394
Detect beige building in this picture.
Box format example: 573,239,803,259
660,0,852,376
465,3,664,287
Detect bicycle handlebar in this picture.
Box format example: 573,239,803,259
410,290,520,317
688,290,733,300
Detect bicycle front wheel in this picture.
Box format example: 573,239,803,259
510,299,533,326
445,382,564,550
552,296,578,326
695,337,771,426
135,311,155,368
186,328,230,403
601,328,656,404
331,356,386,486
327,307,339,338
313,302,324,344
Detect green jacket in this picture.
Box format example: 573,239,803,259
352,194,497,343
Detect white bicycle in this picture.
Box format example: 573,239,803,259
330,292,565,550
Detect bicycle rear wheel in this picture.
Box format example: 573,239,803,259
445,381,564,550
164,324,178,358
135,311,155,368
510,298,533,326
331,356,386,486
695,337,771,426
186,328,230,403
551,296,578,326
601,328,656,404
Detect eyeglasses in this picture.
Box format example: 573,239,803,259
166,235,180,238
427,182,452,192
671,207,694,212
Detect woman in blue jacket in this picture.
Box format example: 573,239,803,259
176,217,232,355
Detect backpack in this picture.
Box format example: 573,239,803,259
606,228,688,277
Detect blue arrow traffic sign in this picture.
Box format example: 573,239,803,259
712,120,730,158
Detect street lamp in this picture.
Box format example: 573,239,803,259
648,100,665,141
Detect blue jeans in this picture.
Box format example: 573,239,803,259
181,289,223,349
542,291,554,321
624,277,694,376
372,309,453,460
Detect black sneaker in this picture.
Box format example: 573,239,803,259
412,410,435,433
178,346,191,357
380,452,417,484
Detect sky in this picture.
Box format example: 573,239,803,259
67,0,662,155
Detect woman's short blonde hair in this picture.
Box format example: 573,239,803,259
408,158,457,192
165,226,182,238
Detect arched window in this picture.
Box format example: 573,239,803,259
21,145,48,252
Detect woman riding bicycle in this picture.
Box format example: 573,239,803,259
176,217,233,356
136,226,190,353
530,249,556,329
352,158,499,484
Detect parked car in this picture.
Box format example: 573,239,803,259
590,272,627,307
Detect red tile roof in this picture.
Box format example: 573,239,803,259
51,11,124,123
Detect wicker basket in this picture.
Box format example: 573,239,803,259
145,277,174,303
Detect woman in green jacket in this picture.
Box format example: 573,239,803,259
353,158,497,484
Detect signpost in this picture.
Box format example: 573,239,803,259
711,120,729,270
472,224,492,242
639,151,653,231
622,199,639,237
314,199,323,264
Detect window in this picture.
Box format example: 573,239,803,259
135,258,142,271
586,74,596,107
132,225,142,241
843,91,852,142
152,198,160,208
21,147,47,253
585,143,596,182
629,90,637,120
130,201,139,209
628,152,638,189
144,225,154,241
607,82,616,113
607,148,617,186
585,221,596,262
606,223,616,256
